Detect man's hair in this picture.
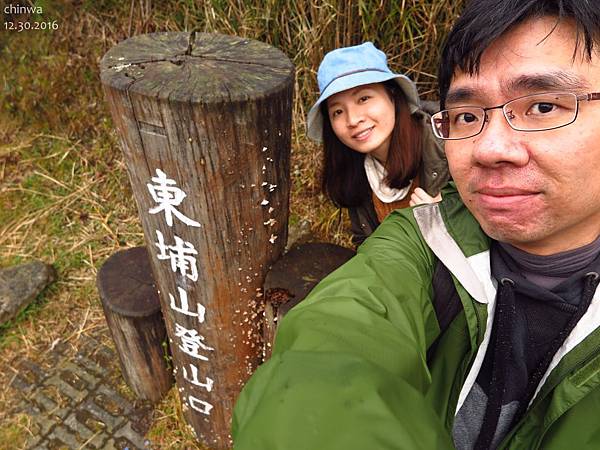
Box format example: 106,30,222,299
438,0,600,108
321,80,422,208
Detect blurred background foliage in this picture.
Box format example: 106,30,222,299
0,1,463,448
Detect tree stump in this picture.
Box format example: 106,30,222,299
100,32,294,448
97,246,173,403
263,243,356,359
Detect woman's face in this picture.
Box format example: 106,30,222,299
326,83,396,163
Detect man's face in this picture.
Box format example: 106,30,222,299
445,17,600,255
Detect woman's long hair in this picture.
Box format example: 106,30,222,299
321,80,423,208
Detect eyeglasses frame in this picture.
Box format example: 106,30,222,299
431,91,600,140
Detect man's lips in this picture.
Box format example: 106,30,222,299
476,187,538,196
474,187,541,208
352,126,374,140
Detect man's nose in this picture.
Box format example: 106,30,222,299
472,109,530,167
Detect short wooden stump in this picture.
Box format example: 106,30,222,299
97,246,173,403
263,242,356,358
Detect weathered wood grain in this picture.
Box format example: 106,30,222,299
100,32,294,449
97,246,173,403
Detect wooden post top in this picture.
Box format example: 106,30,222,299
265,243,356,315
100,32,294,103
97,246,160,318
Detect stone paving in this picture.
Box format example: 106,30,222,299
8,334,155,449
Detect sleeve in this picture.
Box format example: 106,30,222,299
232,211,455,450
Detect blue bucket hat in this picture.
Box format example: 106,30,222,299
306,42,421,142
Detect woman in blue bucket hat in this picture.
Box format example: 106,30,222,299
306,42,449,245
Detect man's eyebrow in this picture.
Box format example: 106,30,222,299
444,87,478,106
446,72,592,107
506,72,591,93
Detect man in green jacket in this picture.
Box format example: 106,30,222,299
232,1,600,448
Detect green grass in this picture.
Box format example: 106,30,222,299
0,414,30,450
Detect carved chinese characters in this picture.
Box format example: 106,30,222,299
147,169,215,416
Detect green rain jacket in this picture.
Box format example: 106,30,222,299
232,185,600,450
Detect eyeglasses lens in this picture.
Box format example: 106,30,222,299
505,92,577,131
432,92,579,139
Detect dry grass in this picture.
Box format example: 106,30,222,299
0,1,463,448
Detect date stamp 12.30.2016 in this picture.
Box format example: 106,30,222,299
3,3,59,32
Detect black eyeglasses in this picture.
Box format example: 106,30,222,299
431,92,600,140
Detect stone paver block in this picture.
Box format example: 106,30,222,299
86,434,111,450
10,374,38,396
60,360,101,388
45,437,70,449
95,384,134,416
47,424,82,448
105,437,137,450
128,404,154,435
45,373,87,404
17,358,49,384
39,385,74,419
14,400,42,417
81,396,125,430
114,421,149,449
24,433,43,449
29,440,50,450
29,410,56,436
75,408,107,434
64,412,109,448
38,341,69,371
64,411,90,435
31,389,69,420
59,367,88,392
88,344,117,369
74,353,110,379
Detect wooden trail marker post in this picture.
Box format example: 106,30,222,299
100,32,294,448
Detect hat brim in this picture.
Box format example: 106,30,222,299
306,71,421,142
